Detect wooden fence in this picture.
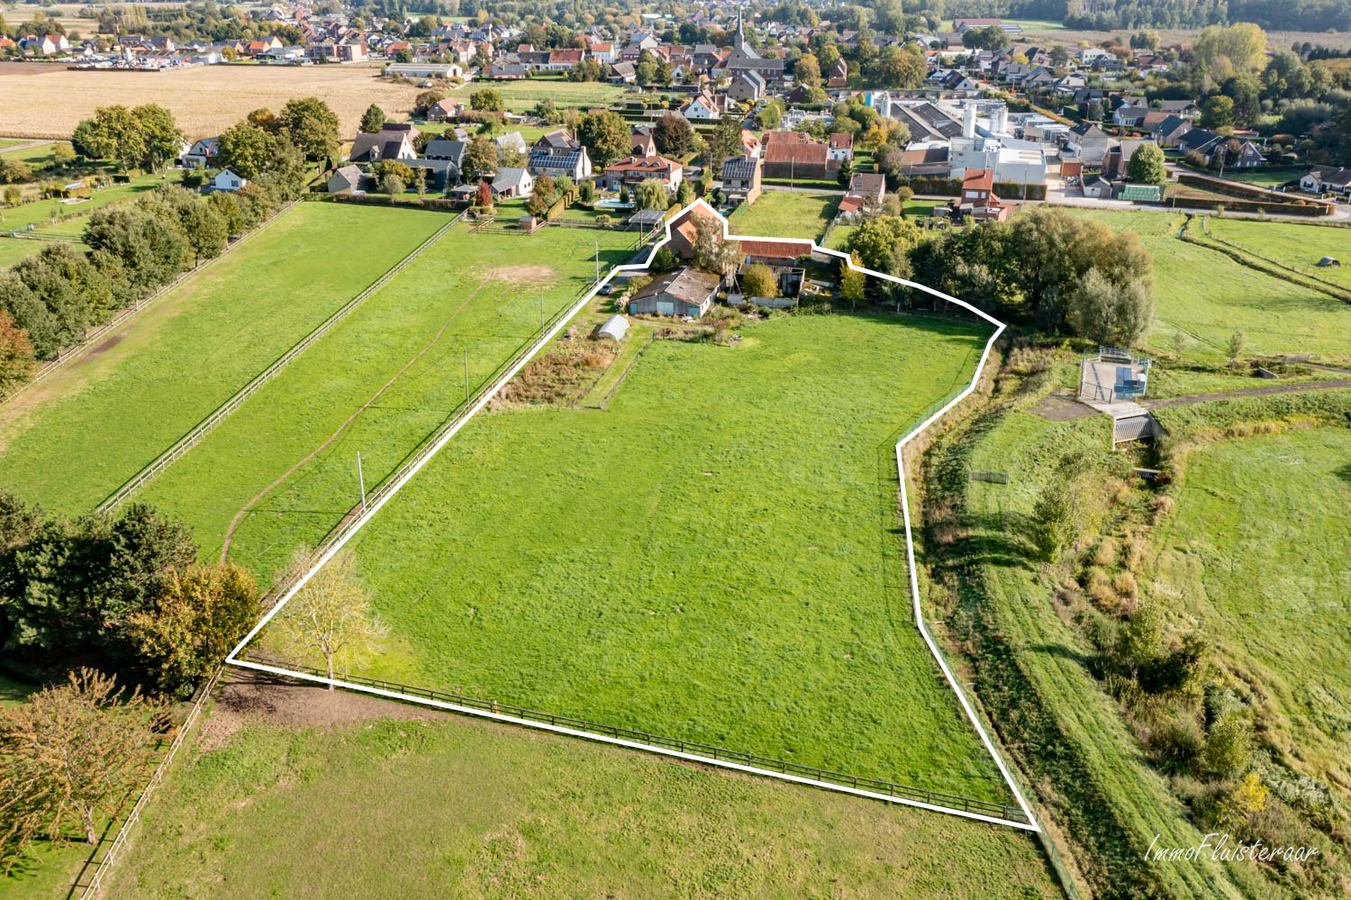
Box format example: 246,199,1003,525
73,666,224,899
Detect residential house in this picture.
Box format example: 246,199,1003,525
406,158,458,191
727,71,765,102
628,266,720,318
680,91,721,121
603,155,683,190
826,58,848,89
1104,140,1147,180
427,98,466,121
211,169,247,192
1300,165,1351,198
348,126,417,163
181,137,219,168
423,139,468,180
609,61,637,83
1151,114,1193,147
827,132,854,162
720,155,762,203
528,133,593,180
631,127,657,157
489,166,534,198
493,131,528,158
542,48,584,71
482,62,528,79
838,172,886,219
1158,99,1200,118
944,169,1009,223
590,41,616,64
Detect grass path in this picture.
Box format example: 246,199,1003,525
0,203,448,513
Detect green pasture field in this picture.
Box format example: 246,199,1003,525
0,203,447,514
480,78,632,112
103,693,1059,898
1205,216,1351,289
0,172,165,233
728,189,840,241
0,238,82,270
251,311,1012,801
0,141,72,167
943,382,1277,898
1061,209,1351,362
1145,424,1351,803
137,224,639,581
0,138,23,150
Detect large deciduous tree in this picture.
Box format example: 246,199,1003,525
278,97,340,161
1125,141,1167,185
578,110,631,170
653,113,694,157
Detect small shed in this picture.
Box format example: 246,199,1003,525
598,314,629,342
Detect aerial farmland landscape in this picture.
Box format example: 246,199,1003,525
0,0,1349,897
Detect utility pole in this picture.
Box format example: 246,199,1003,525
356,451,367,513
539,288,545,333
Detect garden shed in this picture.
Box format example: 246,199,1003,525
598,314,629,341
629,267,720,318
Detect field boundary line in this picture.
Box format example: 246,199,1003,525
75,665,223,899
222,199,1047,838
0,201,300,408
95,211,465,514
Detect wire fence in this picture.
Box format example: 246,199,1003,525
95,211,465,514
73,666,223,899
0,201,300,409
240,655,1030,825
256,266,608,608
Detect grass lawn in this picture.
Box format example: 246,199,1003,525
138,224,640,582
1208,166,1304,190
483,78,632,112
0,203,448,515
0,172,166,234
0,238,82,270
1059,209,1351,363
1205,216,1351,289
728,189,840,241
1145,425,1351,803
0,141,72,168
103,690,1059,899
251,312,1011,802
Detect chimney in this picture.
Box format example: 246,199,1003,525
962,105,976,139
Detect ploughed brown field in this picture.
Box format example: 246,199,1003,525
0,61,425,138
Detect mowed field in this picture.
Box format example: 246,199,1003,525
1206,216,1351,289
102,679,1059,899
1145,425,1351,804
0,62,422,138
477,77,632,112
728,189,841,242
137,223,639,581
252,311,1011,802
0,203,447,514
1062,209,1351,362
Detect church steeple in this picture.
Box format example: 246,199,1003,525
736,5,744,44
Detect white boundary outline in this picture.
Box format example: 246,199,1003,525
224,199,1040,833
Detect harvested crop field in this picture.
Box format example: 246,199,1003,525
0,61,421,138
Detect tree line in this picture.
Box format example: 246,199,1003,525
0,99,335,397
845,206,1154,347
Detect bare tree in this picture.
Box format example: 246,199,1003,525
273,549,385,688
0,669,163,864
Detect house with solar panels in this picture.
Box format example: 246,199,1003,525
526,129,593,181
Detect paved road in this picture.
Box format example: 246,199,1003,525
0,139,54,155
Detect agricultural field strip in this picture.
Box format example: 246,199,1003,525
96,210,464,512
0,202,301,408
224,199,1040,832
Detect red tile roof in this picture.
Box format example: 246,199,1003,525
738,239,813,260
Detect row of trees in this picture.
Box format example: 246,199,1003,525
845,207,1155,347
72,104,185,173
0,183,283,393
